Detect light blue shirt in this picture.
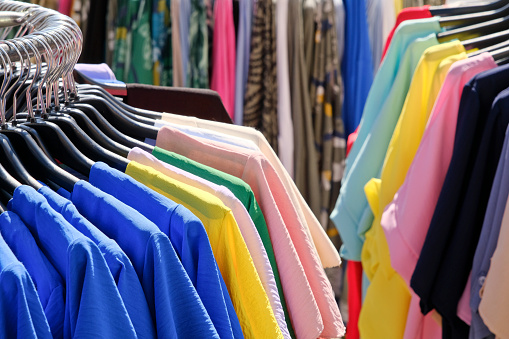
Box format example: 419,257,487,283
366,0,383,73
234,0,254,125
344,17,442,178
334,0,345,66
332,33,439,261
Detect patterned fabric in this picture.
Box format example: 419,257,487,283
187,0,209,88
112,0,129,81
309,0,345,247
112,0,153,84
152,0,173,86
242,0,278,153
288,0,321,220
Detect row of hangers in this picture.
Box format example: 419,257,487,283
425,0,509,61
0,1,178,209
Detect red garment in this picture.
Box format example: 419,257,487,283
346,261,363,339
346,126,359,156
381,6,432,61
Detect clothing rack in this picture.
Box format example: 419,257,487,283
0,1,81,65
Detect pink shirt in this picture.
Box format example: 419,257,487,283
156,126,346,339
158,113,342,269
127,147,290,338
380,53,496,333
211,0,236,118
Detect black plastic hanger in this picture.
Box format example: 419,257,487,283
0,37,80,191
437,15,509,43
75,84,163,120
0,125,79,192
0,133,42,189
53,106,131,156
68,101,154,152
438,1,509,27
75,94,159,140
0,169,20,201
430,0,509,17
461,28,509,51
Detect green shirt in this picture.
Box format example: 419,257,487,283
152,146,294,337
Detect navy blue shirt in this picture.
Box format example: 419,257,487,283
411,65,509,338
0,229,52,339
88,162,243,339
71,180,220,339
7,186,137,339
0,211,64,339
38,186,156,339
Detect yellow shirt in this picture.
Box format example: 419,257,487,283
359,41,467,339
126,161,283,339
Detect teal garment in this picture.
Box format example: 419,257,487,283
111,0,129,81
331,33,439,261
113,0,153,84
344,17,442,177
130,0,154,84
187,0,209,88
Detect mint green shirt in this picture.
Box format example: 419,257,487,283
331,32,440,261
151,146,294,337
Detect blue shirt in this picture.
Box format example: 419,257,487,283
470,123,509,339
88,162,242,339
0,211,64,339
38,186,156,339
341,0,374,137
0,230,52,339
7,186,137,339
71,180,220,339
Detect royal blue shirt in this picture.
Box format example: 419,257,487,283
7,185,137,339
88,162,242,339
0,211,64,339
71,180,220,339
0,230,52,339
341,0,374,136
411,65,509,338
38,186,156,339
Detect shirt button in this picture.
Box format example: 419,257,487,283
478,276,486,286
